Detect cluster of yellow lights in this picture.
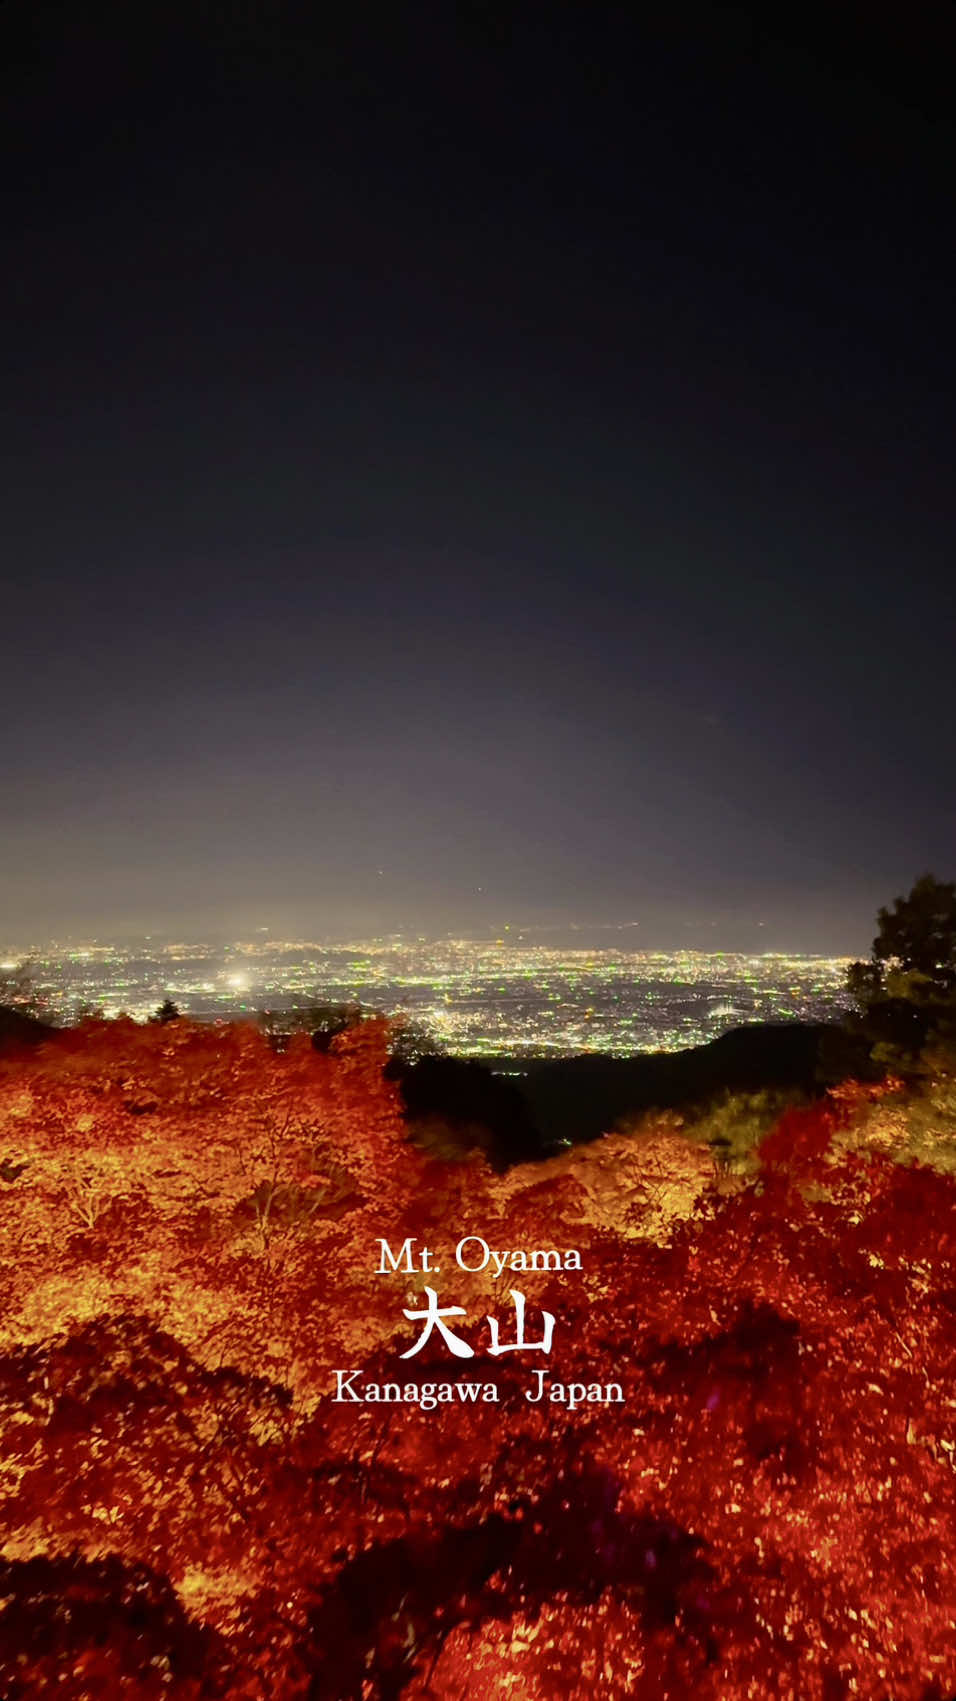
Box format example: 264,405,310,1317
4,938,856,1059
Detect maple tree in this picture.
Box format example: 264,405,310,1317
0,1018,953,1698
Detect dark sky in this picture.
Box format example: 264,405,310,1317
3,4,954,950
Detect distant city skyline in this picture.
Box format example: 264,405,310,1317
0,903,880,960
2,935,854,1057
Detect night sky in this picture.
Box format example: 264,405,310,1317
3,6,954,950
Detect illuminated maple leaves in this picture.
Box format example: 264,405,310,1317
0,1022,953,1697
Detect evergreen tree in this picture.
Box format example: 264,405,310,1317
847,874,956,1069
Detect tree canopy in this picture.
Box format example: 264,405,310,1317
872,873,956,993
0,1016,952,1697
847,874,956,1067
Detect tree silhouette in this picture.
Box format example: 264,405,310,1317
0,962,52,1047
872,873,956,992
258,1001,366,1052
847,874,956,1068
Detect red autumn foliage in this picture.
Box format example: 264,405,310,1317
0,1023,953,1698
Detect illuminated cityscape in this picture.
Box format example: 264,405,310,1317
2,937,854,1058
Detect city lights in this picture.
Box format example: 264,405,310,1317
3,937,855,1056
